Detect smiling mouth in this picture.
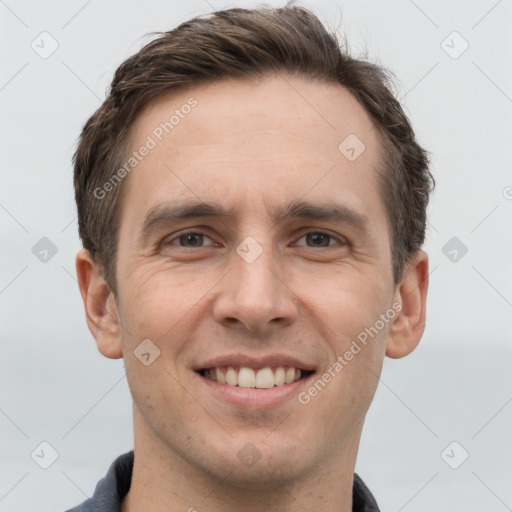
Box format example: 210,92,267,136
197,366,315,389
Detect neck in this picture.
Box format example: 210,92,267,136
121,409,363,512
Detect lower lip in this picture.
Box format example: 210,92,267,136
196,372,314,408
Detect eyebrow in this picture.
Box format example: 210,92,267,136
138,199,370,244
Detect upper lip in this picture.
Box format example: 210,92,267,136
194,353,316,372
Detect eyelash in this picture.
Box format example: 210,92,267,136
164,230,347,249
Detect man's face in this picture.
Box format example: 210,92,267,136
113,75,397,484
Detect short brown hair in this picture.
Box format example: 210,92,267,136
73,2,434,294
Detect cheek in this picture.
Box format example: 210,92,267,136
124,356,205,446
118,264,209,342
302,323,388,445
302,265,391,340
300,269,390,401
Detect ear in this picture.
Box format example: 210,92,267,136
75,248,123,359
385,250,429,359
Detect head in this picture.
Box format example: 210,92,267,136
75,3,433,490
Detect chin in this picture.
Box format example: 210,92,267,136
198,436,318,489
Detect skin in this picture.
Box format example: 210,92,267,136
76,73,428,512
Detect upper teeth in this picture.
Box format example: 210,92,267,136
205,366,303,388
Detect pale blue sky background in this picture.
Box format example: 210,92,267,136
1,0,511,510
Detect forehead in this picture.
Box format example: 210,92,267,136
120,74,385,229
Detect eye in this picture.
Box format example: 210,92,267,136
163,230,346,250
294,231,346,248
166,231,215,248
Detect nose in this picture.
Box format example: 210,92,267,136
212,242,299,333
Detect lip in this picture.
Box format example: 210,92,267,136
194,353,316,372
196,370,315,408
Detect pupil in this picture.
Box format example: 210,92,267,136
182,234,201,246
308,233,328,247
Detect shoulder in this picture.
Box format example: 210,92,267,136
63,451,134,512
353,473,381,511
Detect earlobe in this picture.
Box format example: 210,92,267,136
385,250,429,359
75,248,123,359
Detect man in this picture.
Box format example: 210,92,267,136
67,3,433,511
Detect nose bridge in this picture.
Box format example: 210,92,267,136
212,234,297,331
235,236,278,298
